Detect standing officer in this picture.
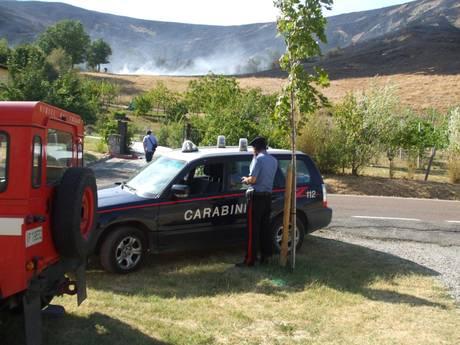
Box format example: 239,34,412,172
142,130,158,163
237,136,278,267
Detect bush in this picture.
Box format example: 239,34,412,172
157,122,184,148
133,93,153,116
297,111,346,174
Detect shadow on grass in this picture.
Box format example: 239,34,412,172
0,312,168,345
87,236,446,309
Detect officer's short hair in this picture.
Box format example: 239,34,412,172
146,130,152,135
249,136,267,151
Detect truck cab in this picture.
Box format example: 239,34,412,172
0,102,97,345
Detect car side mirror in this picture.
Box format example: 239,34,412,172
172,184,190,199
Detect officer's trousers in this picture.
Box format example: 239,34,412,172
245,192,272,265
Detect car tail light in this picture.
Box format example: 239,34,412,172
322,184,328,208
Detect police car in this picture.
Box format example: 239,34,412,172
94,138,332,273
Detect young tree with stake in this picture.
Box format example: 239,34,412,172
274,0,332,269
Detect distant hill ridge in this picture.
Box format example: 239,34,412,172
0,0,459,76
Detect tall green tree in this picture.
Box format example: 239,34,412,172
87,38,112,72
38,20,90,66
333,94,378,176
0,38,10,65
274,0,332,268
2,45,51,101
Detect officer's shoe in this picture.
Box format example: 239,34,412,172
235,261,255,268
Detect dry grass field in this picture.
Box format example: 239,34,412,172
86,72,460,111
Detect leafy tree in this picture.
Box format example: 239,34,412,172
274,0,332,267
2,45,51,101
46,48,72,78
132,93,153,116
185,75,240,114
0,38,10,65
45,72,98,124
148,81,177,116
362,84,401,178
333,94,378,176
87,39,112,72
38,20,90,66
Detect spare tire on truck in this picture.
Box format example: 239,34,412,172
52,167,98,259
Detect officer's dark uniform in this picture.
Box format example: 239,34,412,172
238,136,278,267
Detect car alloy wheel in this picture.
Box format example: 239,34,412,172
115,235,143,270
275,225,300,250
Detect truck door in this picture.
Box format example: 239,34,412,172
25,129,59,267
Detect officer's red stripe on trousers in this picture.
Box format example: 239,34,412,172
246,198,253,264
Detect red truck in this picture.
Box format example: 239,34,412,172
0,102,97,345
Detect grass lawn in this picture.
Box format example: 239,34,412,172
2,236,459,345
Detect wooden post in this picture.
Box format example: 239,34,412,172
289,88,297,271
424,147,437,181
280,164,292,267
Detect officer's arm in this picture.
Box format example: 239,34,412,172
243,158,261,184
243,176,257,184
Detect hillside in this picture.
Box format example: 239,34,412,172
257,16,460,79
0,0,459,75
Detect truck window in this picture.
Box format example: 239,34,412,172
46,129,73,184
0,132,9,192
32,136,42,188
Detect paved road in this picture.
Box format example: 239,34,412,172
328,194,460,246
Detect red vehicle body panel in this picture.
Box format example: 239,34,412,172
0,102,84,300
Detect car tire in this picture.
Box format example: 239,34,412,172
271,215,305,254
100,227,146,274
52,168,98,259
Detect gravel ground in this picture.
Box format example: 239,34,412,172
316,228,460,303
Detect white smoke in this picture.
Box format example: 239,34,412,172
114,51,279,76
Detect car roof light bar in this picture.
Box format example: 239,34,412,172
217,135,226,148
182,140,198,152
239,138,248,152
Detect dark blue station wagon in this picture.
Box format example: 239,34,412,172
93,143,332,273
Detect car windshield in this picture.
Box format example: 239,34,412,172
127,155,186,197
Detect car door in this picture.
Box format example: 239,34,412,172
222,155,253,242
157,158,237,251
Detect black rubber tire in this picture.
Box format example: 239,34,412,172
52,168,98,259
100,227,147,274
270,215,305,254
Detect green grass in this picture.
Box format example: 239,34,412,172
85,136,107,154
1,235,459,345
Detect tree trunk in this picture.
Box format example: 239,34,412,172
389,159,394,179
424,147,436,181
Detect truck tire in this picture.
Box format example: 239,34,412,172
100,227,146,274
270,215,305,253
52,168,97,259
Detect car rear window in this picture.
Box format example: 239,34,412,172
0,132,9,192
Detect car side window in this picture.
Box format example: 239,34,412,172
187,162,224,195
227,158,251,191
277,158,311,187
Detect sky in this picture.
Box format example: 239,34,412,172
32,0,417,25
